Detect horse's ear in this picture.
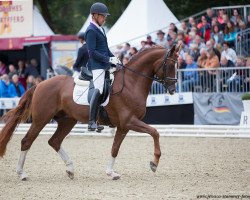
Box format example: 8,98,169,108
169,45,176,55
175,43,182,54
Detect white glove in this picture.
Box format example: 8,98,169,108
109,57,122,65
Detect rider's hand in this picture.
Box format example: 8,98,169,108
109,57,122,65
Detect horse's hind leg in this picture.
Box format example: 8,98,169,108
48,117,76,179
17,121,48,180
106,127,128,180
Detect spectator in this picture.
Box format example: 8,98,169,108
0,60,7,76
198,18,211,42
145,35,155,46
197,48,207,68
206,40,221,60
0,74,10,97
169,22,178,33
8,74,25,97
17,60,26,89
25,58,39,78
246,15,250,29
224,20,237,44
188,17,195,30
204,49,220,91
177,40,188,59
34,75,44,85
177,55,187,70
226,56,245,92
188,43,200,62
8,64,17,80
26,75,35,89
129,47,138,57
155,30,167,47
230,9,242,27
206,8,215,25
194,35,206,50
221,41,237,64
120,43,131,60
140,40,149,50
166,37,174,49
217,9,225,25
238,20,247,32
181,21,189,34
182,55,198,92
211,24,224,47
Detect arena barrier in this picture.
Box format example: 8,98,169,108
0,123,250,138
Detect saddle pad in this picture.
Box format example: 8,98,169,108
73,84,110,106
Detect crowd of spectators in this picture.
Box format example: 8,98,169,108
114,8,250,92
0,58,44,98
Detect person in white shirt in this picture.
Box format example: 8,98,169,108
221,41,237,64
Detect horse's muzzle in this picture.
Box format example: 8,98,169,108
166,84,175,95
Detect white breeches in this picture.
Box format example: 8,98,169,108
92,69,105,94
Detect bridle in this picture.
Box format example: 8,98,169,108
125,50,177,91
111,50,178,95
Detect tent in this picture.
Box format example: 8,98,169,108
106,0,180,48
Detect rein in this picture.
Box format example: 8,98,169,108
111,50,177,95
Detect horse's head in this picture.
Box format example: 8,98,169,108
154,44,181,95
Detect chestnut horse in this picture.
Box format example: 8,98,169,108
0,45,180,180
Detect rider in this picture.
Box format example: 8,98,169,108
85,2,121,131
73,32,89,75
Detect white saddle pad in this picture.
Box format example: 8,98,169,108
73,78,110,106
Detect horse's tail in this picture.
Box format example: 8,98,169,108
0,85,37,157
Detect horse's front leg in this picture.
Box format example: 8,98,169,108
127,117,161,172
106,127,128,180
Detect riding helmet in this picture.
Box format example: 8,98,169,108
90,2,110,16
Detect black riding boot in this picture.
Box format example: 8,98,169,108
88,89,104,132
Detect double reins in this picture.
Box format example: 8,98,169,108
111,50,177,95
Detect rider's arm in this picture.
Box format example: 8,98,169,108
86,30,110,63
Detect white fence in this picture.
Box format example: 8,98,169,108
0,123,250,138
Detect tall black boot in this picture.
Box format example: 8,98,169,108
88,89,104,131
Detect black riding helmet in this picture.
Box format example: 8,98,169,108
77,32,85,40
90,2,110,16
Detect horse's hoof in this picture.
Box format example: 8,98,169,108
150,161,157,172
21,177,27,181
106,170,120,180
66,170,74,179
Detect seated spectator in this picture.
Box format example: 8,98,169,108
0,74,10,97
220,56,235,91
34,75,44,85
238,20,247,32
188,17,195,30
181,21,189,35
140,41,147,50
206,8,215,25
8,64,17,80
155,30,167,47
8,74,25,97
166,37,174,49
197,48,207,68
194,35,206,50
246,15,250,29
25,58,40,78
188,43,200,62
145,35,155,46
181,55,198,92
120,43,131,60
203,49,220,92
217,9,225,25
17,60,26,89
226,56,246,92
26,75,35,89
198,18,211,42
0,60,7,76
177,40,188,59
221,41,237,64
206,40,221,60
211,24,224,47
169,22,178,33
230,9,242,27
224,20,237,44
129,47,138,57
177,55,187,70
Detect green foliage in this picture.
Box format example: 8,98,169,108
34,0,249,34
242,93,250,100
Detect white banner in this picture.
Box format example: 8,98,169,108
0,0,33,38
146,92,193,107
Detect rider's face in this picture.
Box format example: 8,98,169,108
94,14,106,26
